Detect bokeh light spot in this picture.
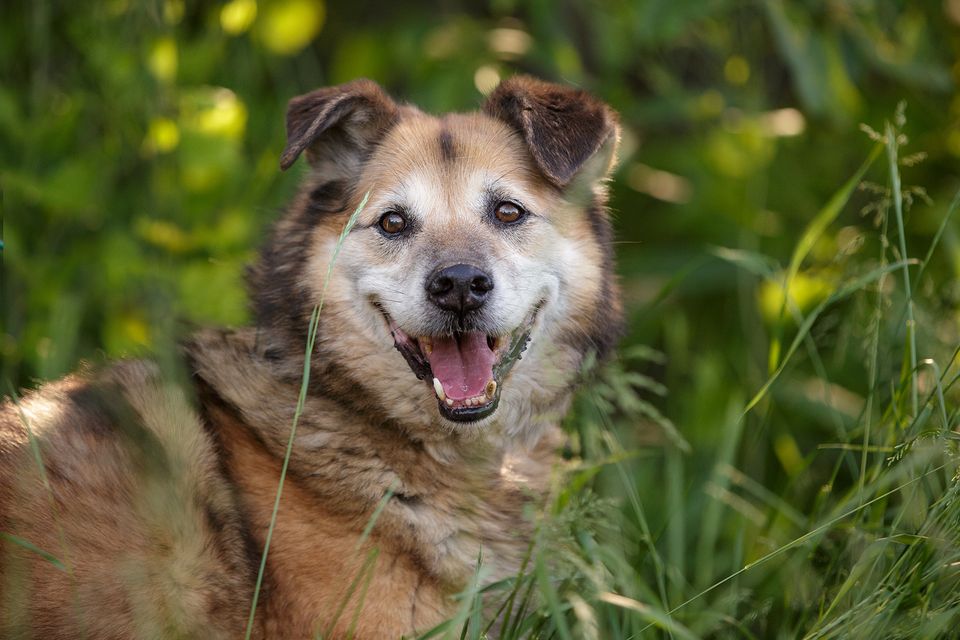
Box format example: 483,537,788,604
144,117,180,154
724,55,750,85
221,0,258,35
258,0,325,56
148,37,178,83
474,65,500,96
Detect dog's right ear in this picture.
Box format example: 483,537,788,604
279,79,400,174
483,76,619,193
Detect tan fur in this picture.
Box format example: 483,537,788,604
197,330,560,638
0,364,253,639
1,77,620,638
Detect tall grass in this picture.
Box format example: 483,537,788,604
5,116,959,638
393,117,960,638
245,192,369,639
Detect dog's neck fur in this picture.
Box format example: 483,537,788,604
188,327,562,596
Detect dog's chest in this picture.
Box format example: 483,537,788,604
213,401,554,639
387,450,544,583
254,477,537,640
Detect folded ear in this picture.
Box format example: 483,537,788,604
279,79,400,174
483,76,620,190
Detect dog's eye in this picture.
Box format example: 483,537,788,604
378,211,407,235
494,201,525,224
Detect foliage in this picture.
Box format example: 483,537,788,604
3,0,960,637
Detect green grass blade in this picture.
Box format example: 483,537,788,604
912,186,960,288
320,547,380,640
244,192,369,640
743,259,912,418
0,532,66,572
768,142,883,371
597,592,699,640
534,553,573,640
356,479,397,550
638,461,949,634
884,122,918,417
7,384,74,577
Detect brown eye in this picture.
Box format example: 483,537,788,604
378,211,407,235
494,201,525,224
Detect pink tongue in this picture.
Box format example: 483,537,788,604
426,333,495,400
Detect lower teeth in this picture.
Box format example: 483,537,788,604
434,380,498,410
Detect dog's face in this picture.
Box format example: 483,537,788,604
253,78,622,435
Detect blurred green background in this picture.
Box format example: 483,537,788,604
3,0,960,635
3,0,958,381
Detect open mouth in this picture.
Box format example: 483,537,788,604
374,303,542,422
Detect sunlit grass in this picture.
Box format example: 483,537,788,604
4,110,960,639
395,116,960,639
244,191,369,640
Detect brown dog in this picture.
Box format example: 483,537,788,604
0,76,622,639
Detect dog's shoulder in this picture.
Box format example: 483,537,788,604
0,360,258,638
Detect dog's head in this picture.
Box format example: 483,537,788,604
252,77,622,437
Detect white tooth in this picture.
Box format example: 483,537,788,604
446,398,454,406
485,380,497,399
467,398,475,407
433,378,446,401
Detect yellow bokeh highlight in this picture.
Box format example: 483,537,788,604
258,0,325,56
221,0,258,35
773,433,804,477
119,313,151,347
137,219,191,253
195,90,248,139
148,37,178,83
758,272,833,324
163,0,184,24
724,55,750,85
473,65,500,95
106,0,129,16
947,129,960,157
144,117,180,154
696,90,725,118
706,122,774,178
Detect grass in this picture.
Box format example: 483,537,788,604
231,107,960,640
5,115,960,639
380,115,960,638
245,191,369,639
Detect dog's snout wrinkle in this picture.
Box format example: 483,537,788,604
426,264,493,315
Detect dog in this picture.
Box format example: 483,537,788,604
0,76,622,639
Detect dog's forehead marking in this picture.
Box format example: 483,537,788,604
438,120,455,163
366,112,545,224
380,113,531,176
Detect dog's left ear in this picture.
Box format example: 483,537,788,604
483,76,620,191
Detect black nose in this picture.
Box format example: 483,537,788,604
426,264,494,314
